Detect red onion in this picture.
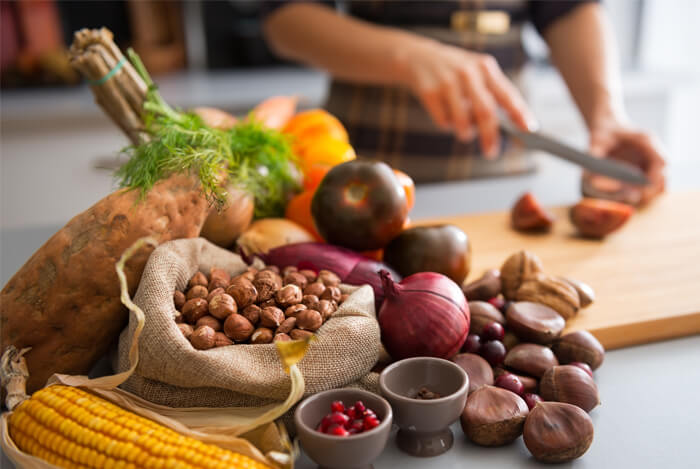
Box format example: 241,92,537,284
260,242,401,309
378,270,470,360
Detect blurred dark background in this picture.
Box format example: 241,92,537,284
1,0,288,88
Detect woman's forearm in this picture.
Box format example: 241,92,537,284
544,3,626,128
263,3,418,86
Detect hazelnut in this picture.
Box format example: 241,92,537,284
295,309,323,331
303,282,326,298
226,278,258,309
540,365,600,412
468,301,505,335
299,269,317,283
505,302,565,344
316,299,336,320
186,285,209,300
208,293,237,320
320,286,342,302
209,268,230,291
500,251,544,299
190,325,216,350
213,331,233,347
301,294,320,310
463,269,502,302
173,290,186,310
206,287,225,303
182,298,209,323
283,271,308,289
177,323,194,340
552,330,605,370
173,311,184,323
290,329,314,340
285,304,307,318
339,294,349,304
282,265,298,276
460,385,529,446
253,270,281,301
260,306,285,328
260,298,278,308
274,333,292,342
251,327,274,344
224,314,255,342
234,271,256,283
263,265,280,274
317,269,341,287
452,353,494,394
196,315,222,332
504,344,558,378
523,402,594,463
515,273,580,320
276,317,297,334
275,284,303,307
241,304,262,325
247,267,259,275
557,276,595,308
188,271,208,289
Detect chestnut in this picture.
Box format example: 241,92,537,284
503,344,558,378
463,269,501,302
523,401,594,463
540,365,600,413
468,301,505,335
451,353,494,394
552,330,605,370
505,302,565,344
460,385,529,446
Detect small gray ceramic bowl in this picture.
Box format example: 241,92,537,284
379,357,469,457
295,388,393,469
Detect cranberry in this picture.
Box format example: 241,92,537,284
354,400,366,414
523,393,543,410
326,424,349,436
462,334,482,354
330,400,345,413
488,297,505,311
363,415,380,431
482,322,505,342
570,361,594,378
494,372,524,395
479,340,506,367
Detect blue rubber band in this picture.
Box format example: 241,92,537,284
88,56,127,86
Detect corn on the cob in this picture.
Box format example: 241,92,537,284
8,385,271,469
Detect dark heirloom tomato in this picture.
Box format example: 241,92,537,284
383,225,471,284
312,161,408,250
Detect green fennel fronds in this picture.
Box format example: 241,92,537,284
115,49,299,217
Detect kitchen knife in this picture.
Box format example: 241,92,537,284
500,119,650,185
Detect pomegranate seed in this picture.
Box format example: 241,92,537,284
523,393,543,410
348,428,359,434
316,423,324,432
479,340,506,367
345,406,357,420
326,424,350,436
330,400,345,413
319,415,333,432
462,334,482,354
328,411,350,427
494,373,524,395
363,415,380,431
488,297,505,310
570,361,594,378
350,419,364,432
482,322,505,342
354,401,366,413
363,409,376,419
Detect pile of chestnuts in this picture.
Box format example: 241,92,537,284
455,258,604,463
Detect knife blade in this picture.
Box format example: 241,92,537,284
500,119,650,185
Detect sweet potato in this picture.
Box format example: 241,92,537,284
1,175,210,393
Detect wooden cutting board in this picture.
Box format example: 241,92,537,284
417,191,700,350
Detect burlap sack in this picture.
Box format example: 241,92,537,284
115,238,382,409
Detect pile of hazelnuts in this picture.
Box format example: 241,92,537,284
173,265,347,350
